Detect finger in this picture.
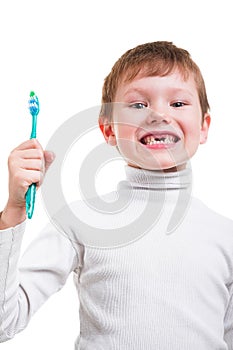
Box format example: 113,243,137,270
14,139,43,151
44,150,55,171
16,148,44,160
20,159,45,171
14,169,44,188
8,150,44,172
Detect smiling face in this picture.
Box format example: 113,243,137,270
100,69,210,171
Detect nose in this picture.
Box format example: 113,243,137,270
145,109,171,125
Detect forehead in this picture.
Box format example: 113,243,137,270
116,69,198,98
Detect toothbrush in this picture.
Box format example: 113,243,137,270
25,91,40,219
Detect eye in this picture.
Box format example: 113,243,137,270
171,101,186,108
130,102,148,109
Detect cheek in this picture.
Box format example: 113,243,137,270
182,117,202,138
182,123,202,157
115,125,137,140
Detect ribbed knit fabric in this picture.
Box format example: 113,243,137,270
1,166,233,350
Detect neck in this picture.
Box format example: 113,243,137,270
119,164,192,191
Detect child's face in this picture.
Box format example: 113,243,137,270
100,69,210,171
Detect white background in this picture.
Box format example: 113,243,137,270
0,0,232,348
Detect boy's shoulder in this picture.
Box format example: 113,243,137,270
189,196,233,234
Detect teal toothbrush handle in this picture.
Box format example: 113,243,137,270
25,183,36,219
25,114,37,219
30,115,37,139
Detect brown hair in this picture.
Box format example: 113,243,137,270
100,41,210,120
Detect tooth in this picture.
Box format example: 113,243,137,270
142,134,178,145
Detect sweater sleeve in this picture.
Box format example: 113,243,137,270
0,220,79,343
224,282,233,349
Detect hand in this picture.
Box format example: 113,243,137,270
7,139,55,210
0,139,55,229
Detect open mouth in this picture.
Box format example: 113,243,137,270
140,133,180,145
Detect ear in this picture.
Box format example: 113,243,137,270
200,113,211,144
98,116,117,146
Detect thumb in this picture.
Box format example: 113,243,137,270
44,150,55,171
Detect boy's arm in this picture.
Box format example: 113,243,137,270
0,221,26,341
224,283,233,348
0,219,79,342
0,138,63,342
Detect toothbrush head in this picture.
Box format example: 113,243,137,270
28,91,40,117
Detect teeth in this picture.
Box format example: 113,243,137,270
141,135,178,145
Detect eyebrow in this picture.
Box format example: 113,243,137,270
124,87,146,96
124,87,195,98
168,88,195,97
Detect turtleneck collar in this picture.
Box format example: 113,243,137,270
120,165,192,190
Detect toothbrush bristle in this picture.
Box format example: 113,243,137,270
28,91,40,116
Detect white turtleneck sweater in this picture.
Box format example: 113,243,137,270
0,166,233,349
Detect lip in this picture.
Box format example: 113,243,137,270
139,130,180,139
141,142,179,150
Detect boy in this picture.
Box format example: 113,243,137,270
0,41,233,349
